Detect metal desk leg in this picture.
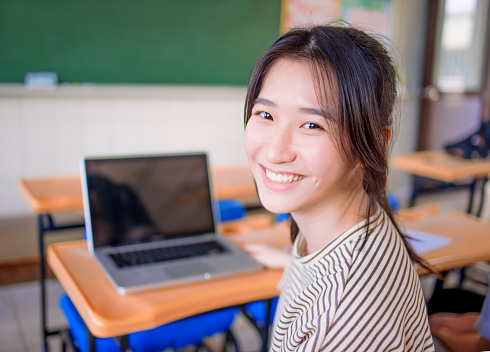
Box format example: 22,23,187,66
466,179,478,214
409,176,424,207
260,299,272,352
38,214,85,352
39,214,54,352
114,335,129,350
476,177,488,217
465,177,488,217
86,326,96,352
411,176,487,217
87,330,129,352
432,271,447,294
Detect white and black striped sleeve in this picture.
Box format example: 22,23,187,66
270,210,434,352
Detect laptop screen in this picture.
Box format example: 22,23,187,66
83,154,216,248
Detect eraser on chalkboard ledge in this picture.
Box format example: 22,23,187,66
24,72,58,88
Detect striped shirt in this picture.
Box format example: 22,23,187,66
270,209,434,352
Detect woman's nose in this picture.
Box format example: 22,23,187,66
265,127,296,164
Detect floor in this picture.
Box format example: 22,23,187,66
0,185,488,352
0,279,67,352
0,277,263,352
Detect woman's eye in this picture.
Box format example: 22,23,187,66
302,122,322,130
258,111,273,120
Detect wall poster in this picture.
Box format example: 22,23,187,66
281,0,393,37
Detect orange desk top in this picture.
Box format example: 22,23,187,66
391,150,490,183
19,166,257,214
211,165,256,200
19,176,84,214
48,209,490,338
48,223,289,338
400,209,490,274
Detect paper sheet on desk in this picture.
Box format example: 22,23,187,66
405,229,452,255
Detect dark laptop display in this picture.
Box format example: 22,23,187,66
85,154,216,248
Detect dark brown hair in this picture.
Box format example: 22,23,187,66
244,24,427,267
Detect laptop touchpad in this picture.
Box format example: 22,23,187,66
165,262,213,279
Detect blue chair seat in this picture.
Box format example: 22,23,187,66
217,199,246,222
387,193,399,212
60,293,239,352
243,296,279,326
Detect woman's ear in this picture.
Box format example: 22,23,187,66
385,127,392,147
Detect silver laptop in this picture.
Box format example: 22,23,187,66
81,152,262,295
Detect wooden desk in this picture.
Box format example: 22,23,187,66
18,165,258,352
398,207,490,274
391,150,490,183
211,165,256,201
48,209,490,348
18,176,84,214
48,223,289,352
18,166,257,215
391,150,490,214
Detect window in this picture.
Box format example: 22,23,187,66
434,0,489,92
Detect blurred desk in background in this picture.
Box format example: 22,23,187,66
18,166,258,215
391,150,490,215
397,204,490,274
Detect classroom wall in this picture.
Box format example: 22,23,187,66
387,0,428,205
0,0,429,218
0,85,249,217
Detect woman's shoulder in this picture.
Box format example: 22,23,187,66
292,208,393,265
347,209,418,284
350,208,402,249
324,208,416,283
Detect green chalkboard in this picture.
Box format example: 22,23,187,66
0,0,281,85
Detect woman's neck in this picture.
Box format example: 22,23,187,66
292,188,369,255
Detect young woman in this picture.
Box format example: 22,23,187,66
243,24,434,351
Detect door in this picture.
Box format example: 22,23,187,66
418,0,490,151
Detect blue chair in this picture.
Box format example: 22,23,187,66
216,199,246,222
242,296,279,326
60,294,239,352
387,193,399,212
239,296,279,350
60,199,247,352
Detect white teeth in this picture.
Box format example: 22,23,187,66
266,169,304,184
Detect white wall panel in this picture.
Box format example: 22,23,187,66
0,85,248,217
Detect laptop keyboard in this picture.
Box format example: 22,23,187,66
109,241,230,268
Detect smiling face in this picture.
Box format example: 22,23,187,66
244,58,363,218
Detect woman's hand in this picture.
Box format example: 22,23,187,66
243,243,291,269
429,312,490,352
429,312,479,333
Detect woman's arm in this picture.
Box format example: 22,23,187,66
243,243,291,269
429,312,480,333
429,313,490,352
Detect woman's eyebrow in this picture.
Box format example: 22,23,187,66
254,97,327,119
253,97,276,107
300,107,324,117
